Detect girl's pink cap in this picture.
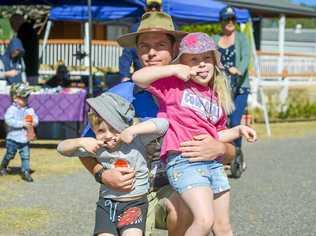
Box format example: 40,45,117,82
174,32,223,69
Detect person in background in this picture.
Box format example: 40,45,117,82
0,83,38,182
119,0,162,82
10,14,39,85
0,37,26,85
45,64,71,88
213,6,251,175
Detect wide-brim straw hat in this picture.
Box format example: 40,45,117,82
117,12,187,48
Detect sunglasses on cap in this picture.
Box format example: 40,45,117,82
223,17,236,23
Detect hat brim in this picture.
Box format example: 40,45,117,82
117,29,187,48
172,50,224,70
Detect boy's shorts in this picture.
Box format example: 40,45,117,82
166,154,230,194
94,195,148,236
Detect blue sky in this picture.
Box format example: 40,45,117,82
291,0,316,6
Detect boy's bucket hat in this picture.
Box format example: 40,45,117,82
117,12,186,48
173,32,223,69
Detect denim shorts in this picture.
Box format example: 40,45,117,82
166,154,230,194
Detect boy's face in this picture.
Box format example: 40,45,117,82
94,120,120,150
137,32,175,67
14,96,28,107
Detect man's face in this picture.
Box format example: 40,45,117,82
137,32,174,67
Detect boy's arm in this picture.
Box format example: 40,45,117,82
57,138,84,156
132,64,190,88
119,118,169,145
57,137,103,157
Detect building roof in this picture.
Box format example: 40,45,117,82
223,0,316,17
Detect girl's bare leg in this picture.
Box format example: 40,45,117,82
212,191,233,236
181,186,214,236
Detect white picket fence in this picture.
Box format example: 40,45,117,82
1,39,316,82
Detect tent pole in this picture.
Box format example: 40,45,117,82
39,20,52,64
88,0,93,97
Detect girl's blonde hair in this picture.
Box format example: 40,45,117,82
211,65,235,115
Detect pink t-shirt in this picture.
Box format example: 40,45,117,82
147,76,227,161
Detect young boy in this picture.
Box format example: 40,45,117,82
0,83,38,182
57,92,168,236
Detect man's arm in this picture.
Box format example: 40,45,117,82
119,48,134,81
79,157,136,192
179,134,236,164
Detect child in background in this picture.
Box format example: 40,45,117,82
133,32,256,236
0,83,38,182
57,92,168,236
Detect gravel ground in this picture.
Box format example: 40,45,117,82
1,135,315,236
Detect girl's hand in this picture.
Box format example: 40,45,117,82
239,125,257,143
173,64,192,81
79,137,105,154
228,67,241,76
192,62,214,79
119,128,136,144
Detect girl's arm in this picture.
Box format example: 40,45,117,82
57,137,104,156
132,64,190,88
119,118,169,145
218,125,257,143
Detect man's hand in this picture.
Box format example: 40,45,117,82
101,167,136,192
79,137,105,154
179,134,225,162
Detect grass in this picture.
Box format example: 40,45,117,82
0,145,84,196
251,121,316,139
0,207,53,235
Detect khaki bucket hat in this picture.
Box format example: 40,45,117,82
117,12,187,48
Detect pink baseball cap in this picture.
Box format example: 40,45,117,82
174,32,223,69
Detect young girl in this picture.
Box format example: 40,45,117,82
133,32,256,236
57,92,168,236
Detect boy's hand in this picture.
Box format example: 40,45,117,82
239,125,257,143
24,121,33,128
119,128,136,144
79,137,105,154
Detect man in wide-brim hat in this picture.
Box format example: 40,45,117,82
80,11,237,236
117,11,186,48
